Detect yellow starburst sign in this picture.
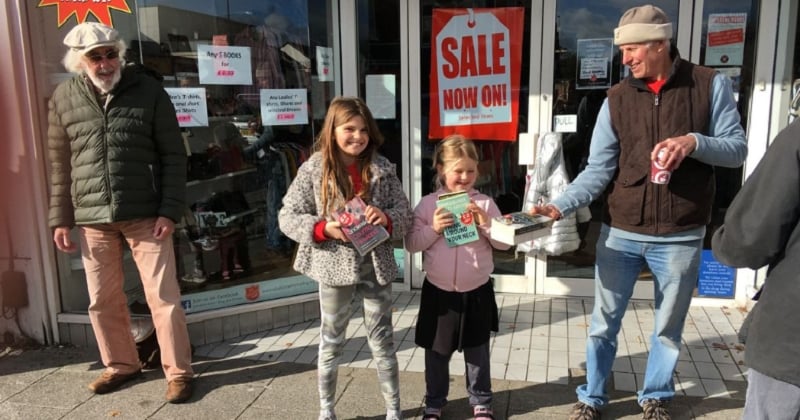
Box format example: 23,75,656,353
38,0,132,27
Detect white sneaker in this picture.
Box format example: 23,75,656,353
386,409,403,420
181,270,207,284
318,410,337,420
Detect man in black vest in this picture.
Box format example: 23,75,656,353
530,5,747,420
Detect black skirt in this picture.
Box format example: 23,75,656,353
415,278,499,354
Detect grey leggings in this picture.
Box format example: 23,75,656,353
317,261,400,412
743,368,800,420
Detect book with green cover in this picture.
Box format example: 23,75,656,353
436,191,479,247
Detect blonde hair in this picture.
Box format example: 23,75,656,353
61,39,127,74
432,134,479,190
316,96,384,216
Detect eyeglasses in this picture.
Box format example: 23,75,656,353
85,50,119,63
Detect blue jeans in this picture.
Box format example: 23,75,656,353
576,227,702,408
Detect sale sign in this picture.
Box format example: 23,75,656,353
39,0,132,27
429,8,523,141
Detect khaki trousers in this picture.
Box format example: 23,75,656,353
79,218,193,381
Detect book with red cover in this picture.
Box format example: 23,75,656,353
333,196,391,256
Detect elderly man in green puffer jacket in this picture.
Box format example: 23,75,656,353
47,22,193,403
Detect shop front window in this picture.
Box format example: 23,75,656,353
33,1,336,314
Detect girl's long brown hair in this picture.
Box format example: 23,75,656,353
316,96,384,216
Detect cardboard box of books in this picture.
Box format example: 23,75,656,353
490,211,553,245
333,196,390,255
436,191,480,247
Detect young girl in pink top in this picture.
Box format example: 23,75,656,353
405,134,510,420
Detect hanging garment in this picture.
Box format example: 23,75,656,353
517,132,591,256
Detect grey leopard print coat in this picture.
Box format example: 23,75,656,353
278,152,411,286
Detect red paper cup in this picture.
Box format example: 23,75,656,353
650,158,672,184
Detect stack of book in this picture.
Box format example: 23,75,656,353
490,211,553,245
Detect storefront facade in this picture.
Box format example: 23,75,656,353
1,0,797,346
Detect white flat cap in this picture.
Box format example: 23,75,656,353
63,22,120,54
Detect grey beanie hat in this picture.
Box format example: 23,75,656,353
614,5,673,45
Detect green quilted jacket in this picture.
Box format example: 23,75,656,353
47,66,186,228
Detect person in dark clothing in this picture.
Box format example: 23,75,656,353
712,119,800,420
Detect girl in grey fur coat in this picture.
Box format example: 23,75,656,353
278,97,411,420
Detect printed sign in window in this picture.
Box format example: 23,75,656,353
705,13,747,66
576,38,613,90
164,87,208,127
697,250,736,298
197,45,253,85
429,7,524,141
260,89,309,126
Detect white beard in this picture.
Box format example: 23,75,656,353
87,68,121,94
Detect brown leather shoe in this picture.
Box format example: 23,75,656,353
165,377,194,403
87,370,141,394
569,402,601,420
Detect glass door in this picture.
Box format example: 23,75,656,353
408,1,533,293
769,0,800,137
536,0,683,297
537,0,759,298
351,0,410,290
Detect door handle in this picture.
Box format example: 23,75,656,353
789,79,800,122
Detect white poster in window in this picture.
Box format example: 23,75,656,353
705,13,747,66
164,87,208,127
260,89,309,126
576,38,613,90
518,132,535,165
316,46,334,82
197,45,253,85
366,75,396,119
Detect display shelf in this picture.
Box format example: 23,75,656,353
186,167,257,187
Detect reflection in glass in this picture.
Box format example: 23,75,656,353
47,0,337,313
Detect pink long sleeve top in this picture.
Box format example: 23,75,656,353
405,188,510,292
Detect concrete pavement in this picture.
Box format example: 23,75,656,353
0,292,747,419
